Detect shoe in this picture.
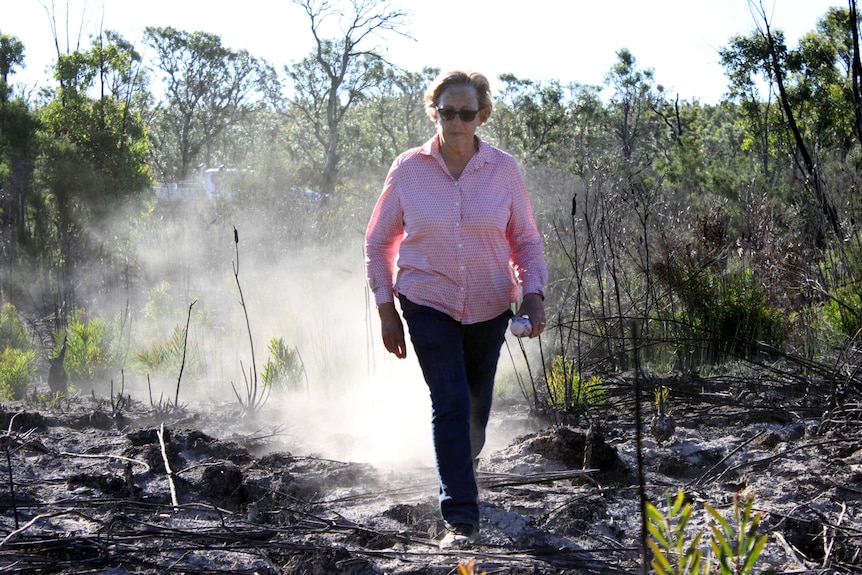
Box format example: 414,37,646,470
439,523,478,550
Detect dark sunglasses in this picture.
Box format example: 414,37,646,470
436,107,479,122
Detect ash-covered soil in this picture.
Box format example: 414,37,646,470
0,373,860,574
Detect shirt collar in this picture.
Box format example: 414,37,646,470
422,135,491,163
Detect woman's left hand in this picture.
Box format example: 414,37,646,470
515,293,546,338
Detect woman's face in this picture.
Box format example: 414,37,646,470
435,86,488,149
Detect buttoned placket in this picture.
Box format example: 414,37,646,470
454,181,467,316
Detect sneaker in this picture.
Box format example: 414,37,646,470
439,523,478,550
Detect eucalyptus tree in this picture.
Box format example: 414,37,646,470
493,75,574,166
283,0,410,196
604,48,669,169
144,27,266,181
93,30,152,117
35,33,150,316
721,4,849,244
0,32,37,303
792,7,860,156
492,74,609,174
0,33,25,100
340,66,437,178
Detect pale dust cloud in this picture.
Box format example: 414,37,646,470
88,200,537,469
232,234,436,469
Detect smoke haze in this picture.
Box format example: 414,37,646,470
25,186,540,471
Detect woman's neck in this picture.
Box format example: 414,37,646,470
440,136,477,162
439,137,478,180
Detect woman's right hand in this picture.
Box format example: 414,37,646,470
378,302,407,358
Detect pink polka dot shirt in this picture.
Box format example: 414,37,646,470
365,136,547,324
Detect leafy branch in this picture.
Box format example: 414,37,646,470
647,490,772,575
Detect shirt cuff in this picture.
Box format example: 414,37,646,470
373,287,395,307
522,282,545,300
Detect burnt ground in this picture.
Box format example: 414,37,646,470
0,372,860,574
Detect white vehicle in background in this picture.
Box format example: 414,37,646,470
154,165,325,205
154,165,252,202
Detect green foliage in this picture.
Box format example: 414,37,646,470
131,282,208,388
39,34,152,216
140,281,213,328
0,305,35,399
135,324,202,382
0,303,31,351
654,386,671,415
261,337,305,393
0,347,36,400
647,490,772,575
677,269,787,364
647,491,705,575
819,237,862,339
58,309,118,388
545,355,604,409
823,281,862,338
704,496,770,575
0,33,26,88
145,26,266,180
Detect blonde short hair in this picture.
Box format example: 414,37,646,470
424,70,493,121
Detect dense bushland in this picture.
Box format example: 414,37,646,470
0,2,861,415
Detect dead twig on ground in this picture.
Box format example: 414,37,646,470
57,451,150,473
157,423,179,510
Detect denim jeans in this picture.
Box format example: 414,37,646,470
399,295,512,529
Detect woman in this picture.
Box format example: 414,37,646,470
364,70,548,549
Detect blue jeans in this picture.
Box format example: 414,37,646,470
399,296,512,529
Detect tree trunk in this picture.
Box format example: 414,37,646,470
762,12,842,241
850,0,862,151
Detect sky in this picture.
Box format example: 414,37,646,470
1,0,846,105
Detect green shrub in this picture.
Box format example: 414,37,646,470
261,337,306,393
819,237,862,340
680,269,787,364
58,309,119,388
822,281,862,339
0,348,36,400
0,303,32,351
545,355,604,409
647,490,704,575
647,490,771,575
135,324,204,383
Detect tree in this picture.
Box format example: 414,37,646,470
36,34,151,317
145,27,265,180
604,48,668,168
750,1,840,241
93,30,151,115
794,5,862,155
494,75,590,168
284,0,410,196
0,32,38,303
0,33,25,101
339,66,436,175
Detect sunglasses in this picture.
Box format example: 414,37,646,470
436,107,480,122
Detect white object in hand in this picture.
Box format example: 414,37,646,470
510,316,532,337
